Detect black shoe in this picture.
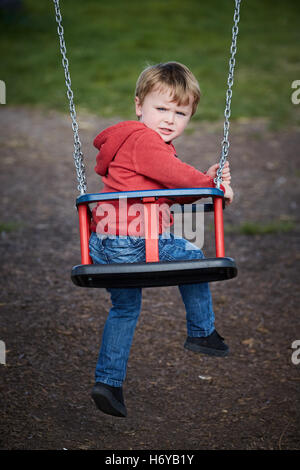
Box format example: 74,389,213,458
184,330,229,357
91,382,127,417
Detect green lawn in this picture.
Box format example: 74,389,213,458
1,0,300,126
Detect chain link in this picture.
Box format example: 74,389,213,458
215,0,241,189
53,0,87,194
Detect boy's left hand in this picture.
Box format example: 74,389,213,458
206,161,231,183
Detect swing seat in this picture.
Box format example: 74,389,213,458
71,188,237,289
71,257,237,288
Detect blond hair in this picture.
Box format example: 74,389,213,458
135,62,201,116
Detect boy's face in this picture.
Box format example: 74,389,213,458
135,87,193,143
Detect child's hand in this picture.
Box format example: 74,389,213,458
206,161,231,183
221,181,234,206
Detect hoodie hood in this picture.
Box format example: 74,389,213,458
93,121,146,176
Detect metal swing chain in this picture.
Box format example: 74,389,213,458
215,0,241,189
53,0,87,195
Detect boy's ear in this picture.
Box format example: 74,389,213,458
135,96,142,117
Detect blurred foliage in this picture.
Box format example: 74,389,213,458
0,0,299,126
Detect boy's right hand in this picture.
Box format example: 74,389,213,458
221,181,234,206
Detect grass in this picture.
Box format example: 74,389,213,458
0,0,300,126
225,220,297,235
206,217,297,235
0,222,22,234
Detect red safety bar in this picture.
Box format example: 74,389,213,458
213,196,225,257
142,197,159,262
78,204,92,265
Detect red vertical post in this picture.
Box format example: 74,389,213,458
214,197,225,258
143,197,159,262
78,204,92,265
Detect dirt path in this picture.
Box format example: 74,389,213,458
0,107,299,450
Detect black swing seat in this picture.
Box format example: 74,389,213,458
71,257,237,289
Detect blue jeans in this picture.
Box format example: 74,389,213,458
89,232,215,387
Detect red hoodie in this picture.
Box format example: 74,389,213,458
90,120,219,236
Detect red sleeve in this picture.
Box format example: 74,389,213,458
132,129,216,190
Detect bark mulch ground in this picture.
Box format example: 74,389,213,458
0,107,299,450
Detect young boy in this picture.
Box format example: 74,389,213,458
89,62,233,417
